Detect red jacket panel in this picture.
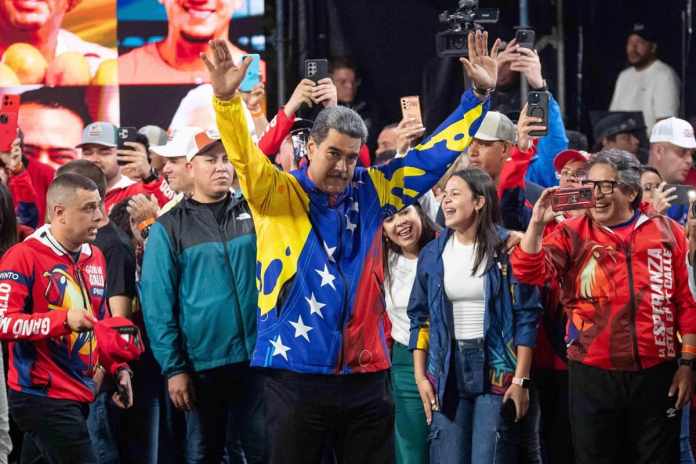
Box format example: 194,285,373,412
511,209,696,370
0,225,122,403
25,159,55,226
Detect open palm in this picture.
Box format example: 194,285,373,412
460,30,500,90
201,40,252,101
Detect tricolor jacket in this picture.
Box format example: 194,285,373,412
511,208,696,370
0,225,123,403
214,89,489,375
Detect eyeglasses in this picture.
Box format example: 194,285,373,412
560,169,588,180
581,180,617,194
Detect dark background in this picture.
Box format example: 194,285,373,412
266,0,695,148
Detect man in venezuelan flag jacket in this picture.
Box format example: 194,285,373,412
205,31,499,463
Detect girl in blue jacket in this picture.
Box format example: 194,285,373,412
408,168,541,464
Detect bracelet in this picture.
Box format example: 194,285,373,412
473,85,495,98
683,344,696,355
137,217,156,232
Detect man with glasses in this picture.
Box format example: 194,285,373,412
513,148,696,464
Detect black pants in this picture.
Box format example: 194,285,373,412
264,369,394,464
9,389,97,464
535,368,573,464
568,361,680,464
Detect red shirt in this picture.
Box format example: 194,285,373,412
25,159,55,226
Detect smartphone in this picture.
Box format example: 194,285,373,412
515,28,535,49
500,398,517,422
551,187,595,212
117,126,138,165
400,96,423,126
304,59,329,83
527,91,549,137
667,184,696,206
239,54,261,93
0,94,20,153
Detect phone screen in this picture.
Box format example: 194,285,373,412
239,54,261,93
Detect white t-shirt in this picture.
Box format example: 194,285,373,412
609,59,680,134
385,252,418,347
443,235,486,340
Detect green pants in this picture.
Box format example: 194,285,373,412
391,342,429,464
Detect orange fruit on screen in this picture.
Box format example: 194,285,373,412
91,59,117,86
1,43,47,84
45,52,91,86
0,63,20,86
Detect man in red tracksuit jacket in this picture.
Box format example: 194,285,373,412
0,173,133,463
512,148,696,464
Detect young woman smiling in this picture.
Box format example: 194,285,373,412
408,168,541,463
383,204,438,464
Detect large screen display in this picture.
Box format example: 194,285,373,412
0,0,265,168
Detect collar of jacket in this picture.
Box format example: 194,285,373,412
294,167,354,208
27,224,93,260
433,225,511,273
181,191,244,212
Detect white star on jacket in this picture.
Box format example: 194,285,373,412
345,216,357,233
305,292,327,318
289,315,313,342
269,335,291,360
323,241,336,262
315,264,337,290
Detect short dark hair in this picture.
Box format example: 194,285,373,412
330,57,358,75
639,165,662,179
47,172,99,207
566,130,589,151
310,106,368,145
589,149,643,208
19,86,91,128
109,200,134,240
57,160,107,199
194,139,225,159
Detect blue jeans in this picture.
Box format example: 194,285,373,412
428,339,519,464
86,391,119,464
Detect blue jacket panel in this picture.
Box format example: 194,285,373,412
525,93,568,188
407,228,541,409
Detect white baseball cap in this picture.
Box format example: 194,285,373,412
473,111,517,144
650,117,696,149
150,127,221,162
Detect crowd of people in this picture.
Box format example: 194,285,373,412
0,20,695,464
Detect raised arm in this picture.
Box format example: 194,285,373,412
368,30,500,213
203,40,291,212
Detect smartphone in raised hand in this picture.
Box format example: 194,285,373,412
0,94,20,153
239,54,261,93
305,59,329,83
400,96,423,127
551,187,595,212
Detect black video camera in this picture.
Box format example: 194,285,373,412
436,0,500,58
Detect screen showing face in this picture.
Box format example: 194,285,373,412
0,0,265,168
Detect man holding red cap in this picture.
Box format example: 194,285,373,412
0,173,134,463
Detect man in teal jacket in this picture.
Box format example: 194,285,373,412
139,129,264,463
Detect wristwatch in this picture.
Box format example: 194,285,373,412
511,377,531,389
678,358,696,370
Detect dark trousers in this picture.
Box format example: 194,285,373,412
569,361,681,464
535,368,573,464
9,389,97,464
184,363,266,464
264,369,394,464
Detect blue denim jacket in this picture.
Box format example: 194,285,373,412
407,227,542,408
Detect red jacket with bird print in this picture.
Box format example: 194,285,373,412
511,207,696,371
0,225,123,403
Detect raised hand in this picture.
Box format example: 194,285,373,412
201,40,252,101
460,30,501,92
531,187,561,227
510,46,544,89
285,79,316,116
516,103,546,152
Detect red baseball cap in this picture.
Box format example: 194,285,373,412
553,149,591,173
95,317,145,366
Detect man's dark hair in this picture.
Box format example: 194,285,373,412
310,106,368,145
57,160,107,199
566,130,589,151
195,140,225,159
639,165,662,179
330,57,358,75
19,87,91,127
47,173,99,207
109,200,134,240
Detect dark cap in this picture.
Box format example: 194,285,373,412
630,22,658,43
591,111,646,141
